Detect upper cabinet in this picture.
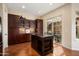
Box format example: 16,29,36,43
24,20,30,29
29,20,36,34
8,14,20,28
18,16,30,29
18,16,25,28
35,19,43,35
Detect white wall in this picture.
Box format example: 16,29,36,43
40,4,72,49
0,4,2,17
71,4,79,50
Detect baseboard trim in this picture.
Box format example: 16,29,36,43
62,45,79,52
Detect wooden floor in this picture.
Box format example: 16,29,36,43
5,42,79,56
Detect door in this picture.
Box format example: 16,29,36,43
0,17,2,56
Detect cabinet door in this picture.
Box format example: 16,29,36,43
30,20,35,28
36,19,43,35
30,20,35,33
18,17,25,28
8,28,17,45
8,14,15,27
24,20,30,29
8,14,20,45
25,34,31,42
8,14,20,28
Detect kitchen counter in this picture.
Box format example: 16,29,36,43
32,33,53,37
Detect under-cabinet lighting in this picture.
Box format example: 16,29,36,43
26,29,30,33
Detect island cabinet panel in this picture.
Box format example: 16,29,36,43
8,14,31,45
31,34,53,56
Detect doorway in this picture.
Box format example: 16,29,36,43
53,21,62,44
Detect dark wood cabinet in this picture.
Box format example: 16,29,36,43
8,14,31,45
25,34,31,42
32,34,53,56
29,20,36,33
8,14,20,28
35,19,43,35
8,14,43,46
30,20,35,28
24,20,30,29
8,14,19,45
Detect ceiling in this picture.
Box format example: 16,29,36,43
6,3,65,16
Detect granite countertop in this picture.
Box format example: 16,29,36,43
32,33,53,38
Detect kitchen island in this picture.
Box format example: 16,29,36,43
31,34,53,56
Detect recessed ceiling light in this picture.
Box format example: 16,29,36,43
49,3,53,5
22,5,25,9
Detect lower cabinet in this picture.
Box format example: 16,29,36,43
32,35,53,56
8,34,31,45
